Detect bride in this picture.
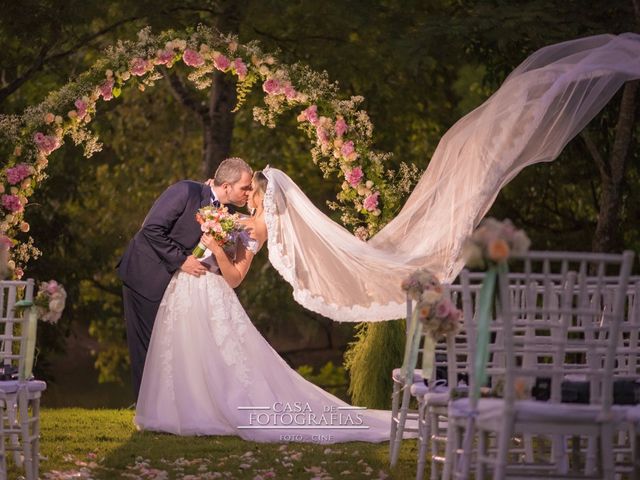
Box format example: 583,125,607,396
134,170,393,442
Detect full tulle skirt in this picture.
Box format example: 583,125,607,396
135,271,392,443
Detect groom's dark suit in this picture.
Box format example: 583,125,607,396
117,180,215,400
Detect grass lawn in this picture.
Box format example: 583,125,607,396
23,408,422,479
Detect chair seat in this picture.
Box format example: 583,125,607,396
450,397,627,431
423,391,450,406
625,405,640,424
0,380,47,395
392,368,423,383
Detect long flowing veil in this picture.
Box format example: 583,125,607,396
263,33,640,323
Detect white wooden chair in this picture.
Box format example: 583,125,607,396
449,250,635,479
390,295,426,467
0,279,46,480
415,283,472,480
391,289,462,470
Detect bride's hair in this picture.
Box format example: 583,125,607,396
253,171,268,197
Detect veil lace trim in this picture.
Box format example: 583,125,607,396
263,170,406,322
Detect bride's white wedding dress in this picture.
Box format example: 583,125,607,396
134,241,392,442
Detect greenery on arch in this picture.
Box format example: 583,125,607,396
0,24,418,277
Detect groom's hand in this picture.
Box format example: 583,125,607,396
180,255,207,277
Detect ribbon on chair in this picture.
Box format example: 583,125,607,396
473,263,507,399
14,300,38,381
421,334,436,381
401,307,423,385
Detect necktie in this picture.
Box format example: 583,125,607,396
211,197,220,208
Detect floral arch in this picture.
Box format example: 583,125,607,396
0,25,417,278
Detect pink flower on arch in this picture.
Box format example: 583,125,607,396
346,166,364,187
99,79,114,101
74,99,87,119
363,192,379,212
6,164,31,185
283,83,297,100
262,78,281,95
213,54,231,71
335,118,348,137
155,49,174,65
130,57,150,76
2,194,23,213
33,132,61,155
297,105,319,125
233,58,248,80
340,140,355,158
183,49,204,67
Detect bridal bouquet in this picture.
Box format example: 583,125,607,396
401,268,462,338
462,217,530,269
192,205,243,258
33,280,67,324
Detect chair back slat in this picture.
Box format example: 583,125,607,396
0,280,35,377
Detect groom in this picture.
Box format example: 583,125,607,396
117,157,253,400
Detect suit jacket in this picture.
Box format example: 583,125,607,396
117,180,213,302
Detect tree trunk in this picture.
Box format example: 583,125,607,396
590,80,639,253
200,0,248,178
202,71,238,177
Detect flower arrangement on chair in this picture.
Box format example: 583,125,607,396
462,217,531,270
33,280,67,324
461,218,530,397
400,269,462,381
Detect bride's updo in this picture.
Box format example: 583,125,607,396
252,171,268,196
249,171,268,214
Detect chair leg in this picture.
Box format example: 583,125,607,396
476,428,487,480
31,398,41,480
442,416,457,480
429,410,443,480
552,434,567,474
494,416,513,480
389,381,401,463
633,423,640,479
523,432,534,463
18,392,34,480
391,387,412,467
5,398,20,468
416,399,428,480
0,402,5,480
600,425,615,480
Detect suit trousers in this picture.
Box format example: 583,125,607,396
122,284,161,401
